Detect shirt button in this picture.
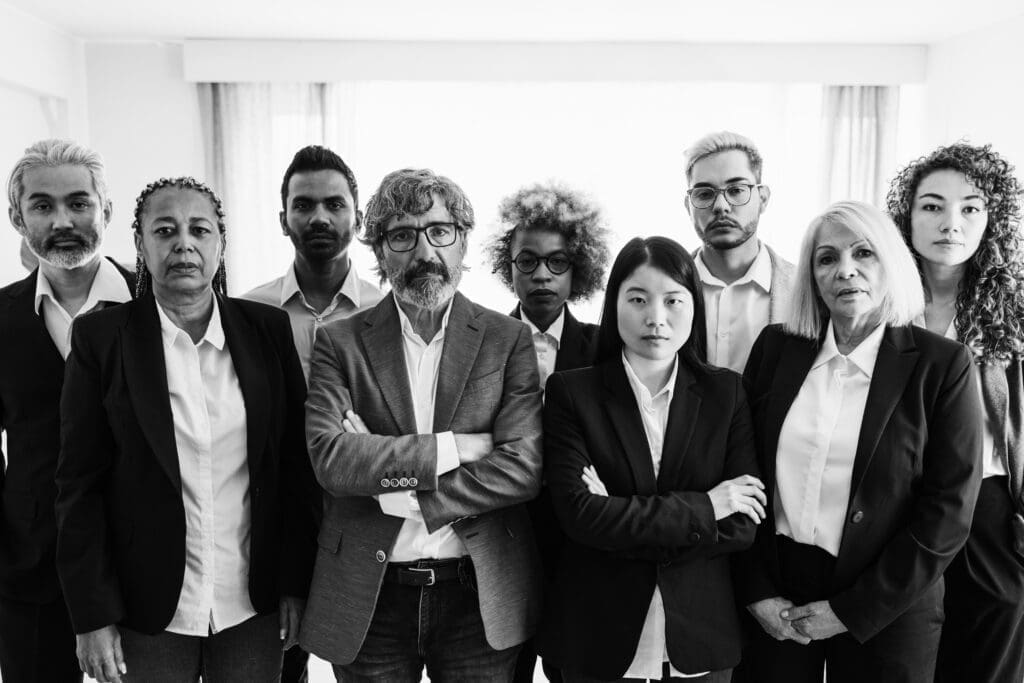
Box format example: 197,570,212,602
375,550,386,563
381,478,390,488
851,510,865,524
688,532,701,543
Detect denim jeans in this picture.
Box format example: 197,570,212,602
119,612,283,682
333,567,521,682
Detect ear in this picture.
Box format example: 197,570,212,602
102,199,113,225
758,185,771,214
133,230,143,256
354,208,364,233
9,206,25,234
279,210,288,236
683,194,693,217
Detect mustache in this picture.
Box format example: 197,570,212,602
304,226,338,241
709,218,740,229
45,233,87,248
405,260,450,283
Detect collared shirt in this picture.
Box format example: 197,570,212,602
34,258,132,359
377,298,464,562
242,264,382,381
156,296,255,636
775,321,886,557
621,353,705,680
696,243,773,373
522,308,565,390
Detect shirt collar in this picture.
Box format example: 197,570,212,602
522,307,566,346
156,293,227,350
34,257,132,315
621,351,678,407
395,295,454,345
696,241,772,293
280,262,363,309
813,319,886,377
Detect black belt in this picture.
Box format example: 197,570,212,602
384,557,474,587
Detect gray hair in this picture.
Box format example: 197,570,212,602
684,131,764,183
7,139,109,219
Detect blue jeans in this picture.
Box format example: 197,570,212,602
333,564,521,682
119,612,282,682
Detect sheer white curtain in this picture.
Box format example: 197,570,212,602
819,85,899,207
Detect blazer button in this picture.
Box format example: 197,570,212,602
851,510,865,524
375,550,386,562
390,478,400,487
399,477,410,487
381,478,391,488
688,532,701,543
409,477,418,487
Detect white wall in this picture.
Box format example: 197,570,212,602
926,12,1024,168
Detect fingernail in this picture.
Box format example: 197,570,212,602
781,610,789,618
279,630,285,639
121,664,128,674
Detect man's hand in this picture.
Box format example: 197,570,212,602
747,597,811,645
279,596,306,651
707,474,767,523
76,624,126,682
581,465,608,496
454,433,493,464
342,410,371,434
782,600,848,641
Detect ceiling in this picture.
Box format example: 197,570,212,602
6,0,1023,44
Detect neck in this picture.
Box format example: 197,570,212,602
293,253,351,313
624,348,675,395
700,239,759,285
920,261,964,305
39,255,103,316
396,295,450,343
154,286,216,344
831,313,881,355
523,304,562,333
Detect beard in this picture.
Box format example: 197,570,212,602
700,216,758,251
292,225,353,265
26,230,101,270
387,258,463,310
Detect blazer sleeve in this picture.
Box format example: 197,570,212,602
544,371,746,551
55,321,125,634
829,344,984,642
418,322,543,531
305,327,442,497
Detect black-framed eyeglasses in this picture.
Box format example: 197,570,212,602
382,223,459,252
512,252,573,275
686,183,764,209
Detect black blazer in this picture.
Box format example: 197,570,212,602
739,324,984,642
538,359,759,678
0,262,132,603
510,304,598,373
55,291,318,635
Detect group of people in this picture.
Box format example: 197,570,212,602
0,130,1021,683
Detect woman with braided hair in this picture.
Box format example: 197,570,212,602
887,143,1024,683
55,177,319,682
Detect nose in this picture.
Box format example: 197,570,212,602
311,204,330,226
52,205,74,229
412,230,437,259
939,207,963,234
531,262,553,282
835,252,857,279
645,302,666,327
172,228,197,253
712,190,731,214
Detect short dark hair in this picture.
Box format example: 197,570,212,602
280,145,359,212
595,236,709,373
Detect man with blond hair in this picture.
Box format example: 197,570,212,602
684,131,794,374
0,139,133,681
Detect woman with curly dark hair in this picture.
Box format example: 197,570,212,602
486,181,611,683
887,143,1024,683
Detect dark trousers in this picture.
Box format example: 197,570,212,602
936,476,1024,683
742,536,942,683
281,645,309,683
333,559,521,682
119,612,282,682
0,592,82,682
561,663,732,682
514,636,563,683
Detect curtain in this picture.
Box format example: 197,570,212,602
819,85,899,207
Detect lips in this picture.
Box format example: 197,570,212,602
47,235,86,248
169,262,200,273
836,287,864,297
528,289,557,299
641,335,670,341
934,240,964,246
709,219,739,230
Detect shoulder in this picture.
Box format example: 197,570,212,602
0,270,37,305
765,244,796,277
547,365,603,400
469,298,531,337
902,325,973,367
240,276,285,307
355,276,384,309
227,296,290,326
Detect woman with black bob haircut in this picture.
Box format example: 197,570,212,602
539,236,764,682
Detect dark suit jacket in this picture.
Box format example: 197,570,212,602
510,304,598,373
55,291,318,635
740,323,984,642
0,261,132,603
299,292,544,664
538,358,759,678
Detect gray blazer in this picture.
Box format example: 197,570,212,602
765,243,795,324
298,292,544,664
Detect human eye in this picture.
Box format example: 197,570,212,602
31,201,51,212
855,247,875,259
388,228,413,244
963,204,986,215
70,200,92,211
292,200,311,212
628,295,646,304
328,200,346,210
691,188,716,204
548,255,571,271
427,224,453,239
816,253,836,266
515,253,539,268
725,185,749,198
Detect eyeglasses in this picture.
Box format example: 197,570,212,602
382,223,459,252
512,252,573,275
686,184,764,210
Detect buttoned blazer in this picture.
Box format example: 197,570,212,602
0,262,132,603
299,292,544,665
537,359,759,678
739,323,984,642
55,291,318,635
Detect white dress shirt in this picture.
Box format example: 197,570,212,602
775,322,886,557
522,308,565,390
377,299,464,562
156,296,256,636
620,354,707,680
242,264,382,381
696,244,772,374
34,258,132,359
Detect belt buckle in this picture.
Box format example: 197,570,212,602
409,567,436,586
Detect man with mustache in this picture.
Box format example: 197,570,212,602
299,168,543,682
684,131,794,373
0,139,133,682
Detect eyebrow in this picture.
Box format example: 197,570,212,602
26,190,92,200
388,221,454,230
292,194,346,203
692,177,752,187
918,192,985,202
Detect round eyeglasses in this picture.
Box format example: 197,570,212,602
382,223,459,252
512,252,572,275
686,183,764,210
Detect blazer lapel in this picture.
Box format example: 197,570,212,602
555,307,591,372
601,361,657,494
8,271,65,369
121,293,181,491
219,296,271,481
849,326,917,494
656,365,702,492
434,293,483,432
762,334,818,485
362,295,417,435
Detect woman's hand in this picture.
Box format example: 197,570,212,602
280,596,306,650
581,465,608,496
747,597,811,645
76,625,126,683
783,600,849,640
707,474,767,523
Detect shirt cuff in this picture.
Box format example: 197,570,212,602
436,431,459,475
378,491,421,520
